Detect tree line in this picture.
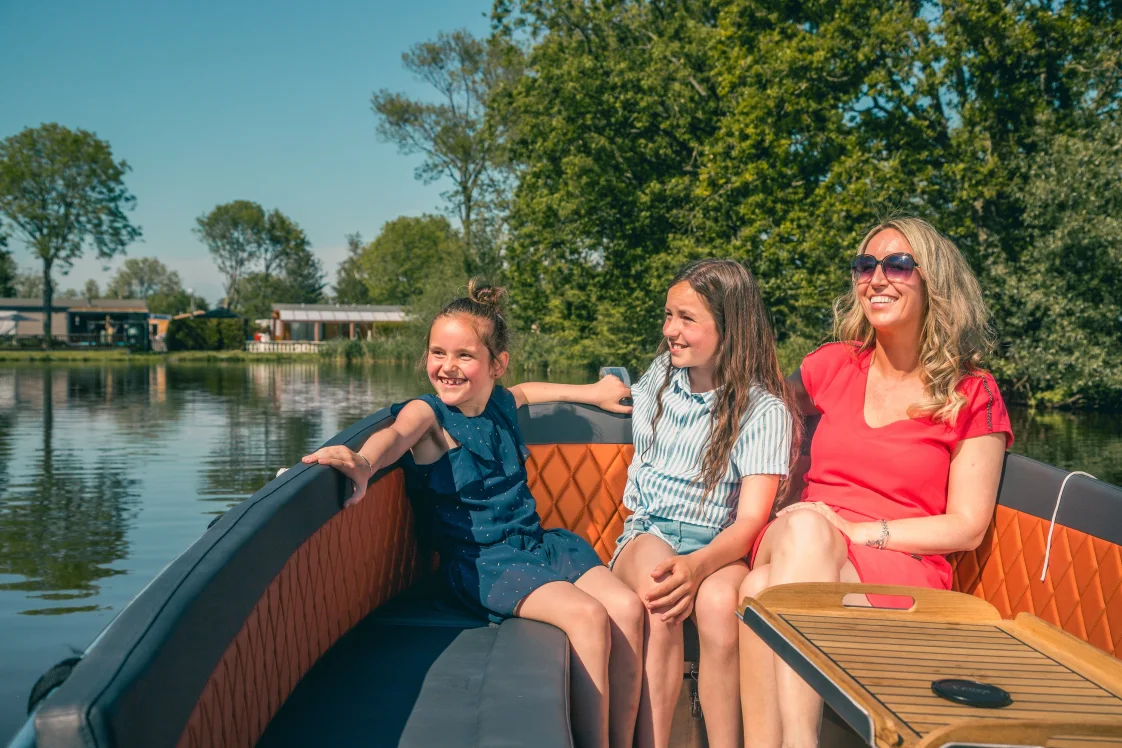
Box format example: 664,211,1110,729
362,0,1121,409
2,1,1119,409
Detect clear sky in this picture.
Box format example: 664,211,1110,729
0,0,493,304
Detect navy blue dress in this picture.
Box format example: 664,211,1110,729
391,385,602,622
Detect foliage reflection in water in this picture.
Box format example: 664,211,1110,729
0,361,1116,741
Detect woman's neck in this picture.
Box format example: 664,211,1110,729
871,329,922,380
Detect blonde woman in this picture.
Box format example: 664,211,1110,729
738,218,1014,748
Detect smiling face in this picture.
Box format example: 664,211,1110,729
857,229,926,337
425,315,508,412
663,281,720,376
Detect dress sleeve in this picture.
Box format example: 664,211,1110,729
391,395,444,426
632,352,672,397
955,372,1014,447
798,342,855,407
731,398,793,477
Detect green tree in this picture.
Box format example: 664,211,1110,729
495,0,1122,398
233,211,324,320
0,124,141,340
194,200,266,308
989,117,1122,409
358,215,467,306
13,269,41,299
372,30,522,277
0,235,14,297
106,257,180,299
82,278,100,299
333,232,372,304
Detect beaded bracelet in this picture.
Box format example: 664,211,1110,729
865,519,889,550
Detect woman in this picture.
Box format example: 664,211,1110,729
738,217,1013,748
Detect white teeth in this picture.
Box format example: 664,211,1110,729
870,296,897,304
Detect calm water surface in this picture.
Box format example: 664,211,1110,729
0,361,1118,740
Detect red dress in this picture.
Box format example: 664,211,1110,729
751,342,1013,589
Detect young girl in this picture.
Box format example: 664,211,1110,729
302,281,644,748
611,259,798,748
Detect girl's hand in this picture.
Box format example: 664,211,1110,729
302,446,374,508
593,374,632,414
644,555,700,624
776,501,855,540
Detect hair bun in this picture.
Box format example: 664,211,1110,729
467,278,508,310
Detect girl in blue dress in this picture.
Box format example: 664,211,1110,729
303,281,644,748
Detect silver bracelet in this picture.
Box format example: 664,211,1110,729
865,519,889,550
355,452,373,474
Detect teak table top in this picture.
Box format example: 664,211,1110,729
738,583,1122,748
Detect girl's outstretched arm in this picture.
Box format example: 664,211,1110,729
302,399,438,506
510,375,632,413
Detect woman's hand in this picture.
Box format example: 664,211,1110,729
592,374,633,414
644,555,700,624
302,446,374,508
776,501,856,540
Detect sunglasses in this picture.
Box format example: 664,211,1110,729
850,253,920,283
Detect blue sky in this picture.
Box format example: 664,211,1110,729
0,0,493,303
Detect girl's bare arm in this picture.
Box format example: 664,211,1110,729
787,368,818,416
510,376,632,413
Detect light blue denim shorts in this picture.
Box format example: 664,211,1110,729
609,514,720,569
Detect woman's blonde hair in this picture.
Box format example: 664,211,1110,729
834,217,994,425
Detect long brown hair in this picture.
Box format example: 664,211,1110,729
648,259,802,497
834,217,994,425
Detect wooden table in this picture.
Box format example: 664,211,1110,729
738,583,1122,748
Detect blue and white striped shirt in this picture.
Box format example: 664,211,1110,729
623,353,792,530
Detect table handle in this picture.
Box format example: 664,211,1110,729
916,717,1122,747
745,582,1002,623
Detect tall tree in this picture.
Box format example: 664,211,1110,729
358,215,467,306
372,30,522,274
0,234,14,297
194,200,266,308
333,232,372,304
106,257,180,299
234,212,324,320
0,124,141,340
82,279,100,299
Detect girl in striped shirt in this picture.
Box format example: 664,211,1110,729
611,259,799,748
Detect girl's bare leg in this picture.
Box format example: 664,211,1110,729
692,561,749,748
575,566,645,748
517,581,613,748
612,534,681,748
743,512,852,748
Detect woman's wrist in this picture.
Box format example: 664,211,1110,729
851,521,884,547
354,450,374,479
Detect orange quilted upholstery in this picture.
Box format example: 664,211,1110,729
527,444,634,563
178,470,423,748
951,505,1122,659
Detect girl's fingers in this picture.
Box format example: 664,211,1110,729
662,597,693,624
650,559,676,578
647,583,689,611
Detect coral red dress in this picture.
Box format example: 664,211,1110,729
751,342,1013,589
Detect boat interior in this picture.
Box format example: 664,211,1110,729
13,402,1122,748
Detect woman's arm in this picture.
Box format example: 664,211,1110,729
643,474,780,623
780,433,1006,555
509,375,632,413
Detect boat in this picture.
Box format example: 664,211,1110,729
8,398,1122,747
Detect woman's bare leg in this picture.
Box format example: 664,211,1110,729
692,561,749,748
745,512,851,748
612,534,681,748
739,564,780,748
575,566,645,748
517,581,613,748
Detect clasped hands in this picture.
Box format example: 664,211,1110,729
643,554,701,625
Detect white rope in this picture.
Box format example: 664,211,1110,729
1040,470,1096,582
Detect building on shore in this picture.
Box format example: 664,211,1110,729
268,303,407,342
0,298,151,348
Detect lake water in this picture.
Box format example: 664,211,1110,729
0,361,1119,740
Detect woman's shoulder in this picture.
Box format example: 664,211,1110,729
799,340,864,401
954,368,1014,445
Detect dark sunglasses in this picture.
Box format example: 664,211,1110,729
850,253,920,283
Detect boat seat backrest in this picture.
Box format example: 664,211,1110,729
524,435,1122,661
